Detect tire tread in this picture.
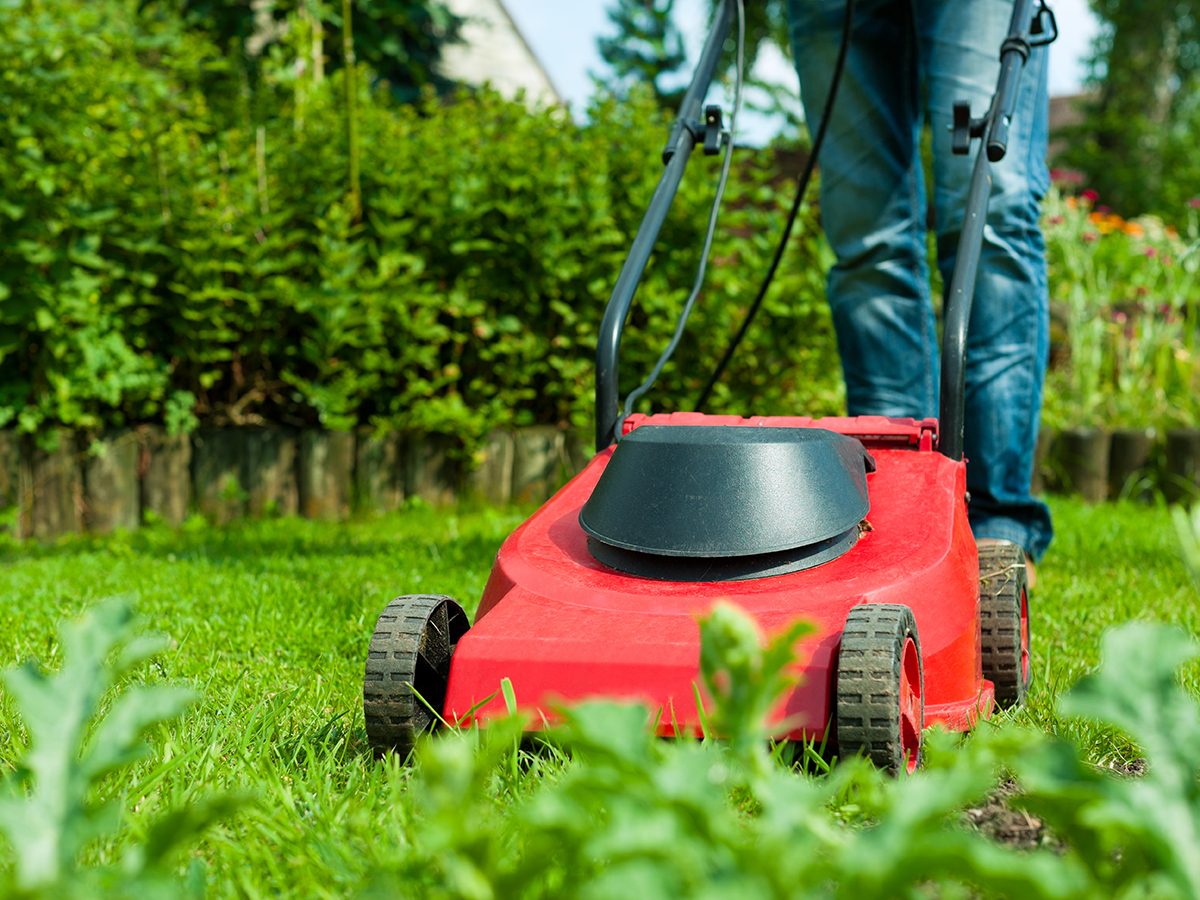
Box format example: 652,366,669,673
836,604,922,774
363,594,468,758
978,542,1031,708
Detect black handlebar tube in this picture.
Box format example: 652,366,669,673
938,0,1037,461
594,0,735,452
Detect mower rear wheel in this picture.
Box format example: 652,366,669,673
978,541,1032,708
835,604,924,775
363,594,470,758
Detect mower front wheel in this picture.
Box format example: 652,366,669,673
363,594,470,758
835,604,924,775
978,541,1032,708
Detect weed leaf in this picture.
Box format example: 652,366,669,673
698,602,812,775
0,598,235,894
1016,622,1200,897
1173,504,1200,585
82,685,199,781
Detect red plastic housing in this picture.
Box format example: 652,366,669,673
443,414,993,739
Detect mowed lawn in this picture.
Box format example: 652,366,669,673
0,498,1195,895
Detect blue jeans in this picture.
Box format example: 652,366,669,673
787,0,1053,561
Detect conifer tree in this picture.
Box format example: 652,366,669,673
595,0,688,109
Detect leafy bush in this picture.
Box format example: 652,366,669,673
1055,2,1199,220
160,0,465,104
0,1,216,434
19,0,1200,459
0,0,840,452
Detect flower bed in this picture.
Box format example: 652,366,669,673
1040,175,1200,500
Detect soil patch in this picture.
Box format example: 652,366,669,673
966,759,1147,849
965,780,1045,850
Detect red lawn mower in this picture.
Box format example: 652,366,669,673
364,0,1053,773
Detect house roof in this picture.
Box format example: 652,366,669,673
438,0,563,107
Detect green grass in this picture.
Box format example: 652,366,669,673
1014,500,1200,766
0,497,1194,896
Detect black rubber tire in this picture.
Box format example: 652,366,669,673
835,604,924,775
363,594,470,758
979,541,1032,709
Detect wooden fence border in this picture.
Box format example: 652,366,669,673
3,426,588,541
7,424,1198,541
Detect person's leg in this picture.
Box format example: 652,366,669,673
787,0,937,418
919,0,1053,561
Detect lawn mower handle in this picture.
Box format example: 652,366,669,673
938,0,1039,461
594,0,1042,460
595,0,735,451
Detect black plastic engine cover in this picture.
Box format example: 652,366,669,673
585,525,861,582
580,425,874,566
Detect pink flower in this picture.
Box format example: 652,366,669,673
1082,188,1100,202
1113,311,1128,324
1190,197,1200,209
1050,168,1085,185
1083,231,1099,242
1048,215,1065,225
1144,246,1158,258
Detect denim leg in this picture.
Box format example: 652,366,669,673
919,0,1054,560
787,0,938,418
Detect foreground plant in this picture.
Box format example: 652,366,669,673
1174,503,1200,585
1016,624,1200,897
376,607,1040,897
0,599,238,898
358,594,1200,898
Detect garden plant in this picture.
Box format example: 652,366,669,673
1042,183,1200,435
1038,180,1200,500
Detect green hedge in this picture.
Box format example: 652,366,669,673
0,0,842,452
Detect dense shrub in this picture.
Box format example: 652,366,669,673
0,1,217,434
0,0,841,452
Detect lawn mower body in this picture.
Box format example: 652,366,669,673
363,0,1042,770
443,413,992,739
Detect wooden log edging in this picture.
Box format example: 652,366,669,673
356,432,405,512
20,430,84,539
1039,426,1200,505
1165,429,1200,505
8,422,1200,541
299,431,353,520
4,425,592,541
83,431,140,533
142,427,192,526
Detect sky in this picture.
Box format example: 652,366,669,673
504,0,1101,140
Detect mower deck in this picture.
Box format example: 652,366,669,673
442,413,993,740
363,0,1047,768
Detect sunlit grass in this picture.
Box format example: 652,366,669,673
0,497,1193,894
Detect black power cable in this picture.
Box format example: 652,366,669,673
694,0,856,412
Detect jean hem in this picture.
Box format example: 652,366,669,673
970,517,1052,563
